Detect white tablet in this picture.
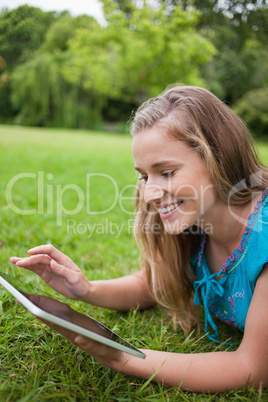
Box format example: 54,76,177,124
0,271,146,359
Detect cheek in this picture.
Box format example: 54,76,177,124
171,178,200,199
173,172,215,205
197,184,217,214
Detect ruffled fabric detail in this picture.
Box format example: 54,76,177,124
197,189,268,275
193,188,268,342
221,191,268,273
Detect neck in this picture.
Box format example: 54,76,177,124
198,192,263,255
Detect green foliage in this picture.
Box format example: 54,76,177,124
12,53,62,126
63,0,215,103
156,1,268,103
110,0,134,14
234,88,268,137
201,29,268,102
0,0,267,129
194,0,268,102
0,5,57,120
0,71,12,123
40,14,99,52
0,5,56,69
7,0,215,128
11,52,104,128
10,15,104,128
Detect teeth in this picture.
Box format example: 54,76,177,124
158,202,182,214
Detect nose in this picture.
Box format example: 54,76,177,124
144,182,165,204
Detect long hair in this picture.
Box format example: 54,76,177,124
131,85,268,333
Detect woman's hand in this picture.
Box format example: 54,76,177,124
73,335,127,368
10,244,91,301
33,305,127,368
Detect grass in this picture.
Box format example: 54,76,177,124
0,124,268,401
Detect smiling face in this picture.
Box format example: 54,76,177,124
132,126,218,235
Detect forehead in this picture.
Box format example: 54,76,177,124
132,127,173,151
132,127,185,160
132,127,208,173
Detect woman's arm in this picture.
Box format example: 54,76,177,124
11,244,155,311
74,265,268,393
84,272,155,311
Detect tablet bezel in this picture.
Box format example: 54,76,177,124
0,272,146,359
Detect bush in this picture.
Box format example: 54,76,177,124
234,88,268,138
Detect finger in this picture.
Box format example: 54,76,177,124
74,335,92,347
74,336,118,360
50,259,82,285
50,259,71,277
10,255,52,277
10,257,21,263
74,336,107,351
27,245,78,271
74,336,96,354
14,255,52,267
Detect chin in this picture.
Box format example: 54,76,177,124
163,222,190,235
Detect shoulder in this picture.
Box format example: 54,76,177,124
246,191,268,283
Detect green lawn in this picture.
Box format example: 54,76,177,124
0,125,267,401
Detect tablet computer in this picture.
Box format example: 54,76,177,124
0,271,146,359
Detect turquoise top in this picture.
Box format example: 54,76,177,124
191,190,268,342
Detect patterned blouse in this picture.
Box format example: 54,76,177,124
191,190,268,342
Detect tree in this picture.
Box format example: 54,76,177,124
156,0,268,102
234,88,268,137
110,0,134,14
0,5,57,70
9,0,216,127
0,5,58,120
40,14,99,52
62,0,215,105
10,14,104,128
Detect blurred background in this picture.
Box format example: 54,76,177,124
0,0,267,136
1,3,268,400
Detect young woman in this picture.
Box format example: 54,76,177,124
11,86,268,392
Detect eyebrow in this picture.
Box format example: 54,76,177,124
134,160,180,171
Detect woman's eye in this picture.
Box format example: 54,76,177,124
162,171,175,178
139,176,148,182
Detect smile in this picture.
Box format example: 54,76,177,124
158,201,183,215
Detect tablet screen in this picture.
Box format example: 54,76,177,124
0,271,146,359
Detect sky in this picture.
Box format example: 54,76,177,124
0,0,105,23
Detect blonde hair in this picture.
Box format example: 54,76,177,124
131,85,268,334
